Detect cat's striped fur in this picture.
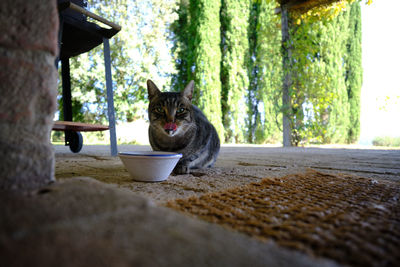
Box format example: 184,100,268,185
147,80,220,174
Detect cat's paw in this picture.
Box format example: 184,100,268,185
172,164,190,175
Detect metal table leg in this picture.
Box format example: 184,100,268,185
103,38,118,156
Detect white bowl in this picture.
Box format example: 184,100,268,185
119,151,182,182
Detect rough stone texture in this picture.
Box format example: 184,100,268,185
0,0,59,55
0,177,340,267
0,0,59,190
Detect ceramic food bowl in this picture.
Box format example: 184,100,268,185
118,151,182,182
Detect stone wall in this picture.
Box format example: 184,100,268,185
0,0,59,190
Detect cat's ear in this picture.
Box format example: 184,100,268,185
182,80,194,101
147,79,161,100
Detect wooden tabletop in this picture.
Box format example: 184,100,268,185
52,121,109,132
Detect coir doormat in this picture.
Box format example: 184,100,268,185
166,170,400,267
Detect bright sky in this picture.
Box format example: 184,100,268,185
359,0,400,145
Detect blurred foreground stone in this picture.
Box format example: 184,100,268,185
0,177,339,267
0,0,58,190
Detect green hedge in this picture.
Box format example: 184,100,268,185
372,136,400,147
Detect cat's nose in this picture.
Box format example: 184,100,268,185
166,111,175,123
166,115,175,123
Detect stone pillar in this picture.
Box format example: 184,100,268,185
0,0,59,190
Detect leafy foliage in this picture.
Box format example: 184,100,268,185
171,0,191,92
372,136,400,147
59,0,364,145
279,0,363,145
345,1,362,143
247,0,282,144
172,0,225,139
220,0,251,143
59,0,178,124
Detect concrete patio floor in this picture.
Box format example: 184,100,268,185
55,144,400,203
1,144,399,266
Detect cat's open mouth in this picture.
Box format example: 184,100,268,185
164,122,177,136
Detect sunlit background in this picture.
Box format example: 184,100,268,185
359,0,400,145
54,0,400,147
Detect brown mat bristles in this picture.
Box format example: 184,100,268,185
166,170,400,267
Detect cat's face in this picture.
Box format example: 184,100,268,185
147,80,195,137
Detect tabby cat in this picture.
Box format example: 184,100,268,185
147,79,220,174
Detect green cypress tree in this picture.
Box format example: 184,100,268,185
247,0,282,144
246,1,260,143
345,1,362,143
190,0,224,139
171,0,191,92
323,10,350,143
220,0,251,143
172,0,224,139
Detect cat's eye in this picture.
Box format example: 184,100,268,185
155,106,163,113
177,107,186,114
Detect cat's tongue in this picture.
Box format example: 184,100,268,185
164,122,177,131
